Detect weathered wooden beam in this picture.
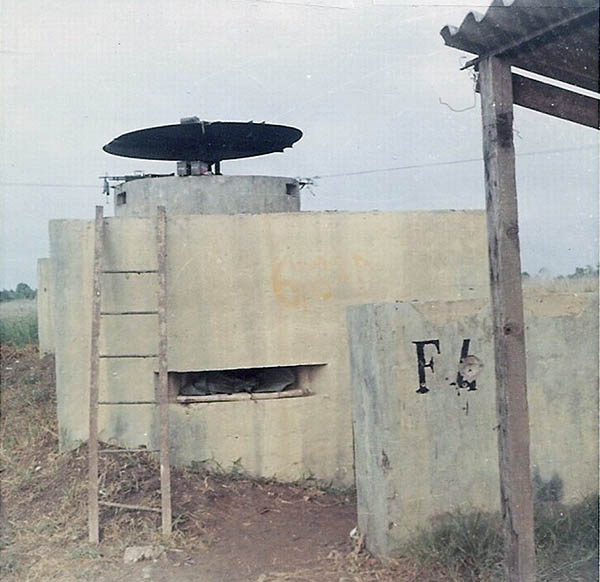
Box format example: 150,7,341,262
512,74,598,129
478,56,536,582
99,501,161,513
99,448,159,454
176,387,309,403
156,205,172,537
476,73,599,129
88,205,104,544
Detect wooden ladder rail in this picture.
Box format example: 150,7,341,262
88,205,103,544
88,205,172,543
156,205,172,535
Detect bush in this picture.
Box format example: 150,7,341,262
0,283,36,302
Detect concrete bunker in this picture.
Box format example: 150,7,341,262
39,117,491,486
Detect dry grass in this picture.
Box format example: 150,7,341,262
0,345,417,581
0,345,169,581
522,274,598,295
2,344,597,582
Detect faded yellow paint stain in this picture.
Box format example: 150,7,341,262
271,261,304,308
352,253,367,267
271,257,339,307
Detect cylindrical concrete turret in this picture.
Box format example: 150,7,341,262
113,175,300,217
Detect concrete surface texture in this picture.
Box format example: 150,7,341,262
347,294,599,558
48,209,488,485
113,175,300,217
36,258,54,356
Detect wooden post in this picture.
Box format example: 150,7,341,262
478,56,536,581
88,205,104,544
156,206,172,536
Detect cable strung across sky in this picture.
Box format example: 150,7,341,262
1,144,596,189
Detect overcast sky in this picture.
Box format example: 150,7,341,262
1,0,598,289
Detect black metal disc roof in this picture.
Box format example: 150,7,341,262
103,120,303,162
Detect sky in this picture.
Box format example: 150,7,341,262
1,0,598,289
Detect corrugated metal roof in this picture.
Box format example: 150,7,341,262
440,0,599,93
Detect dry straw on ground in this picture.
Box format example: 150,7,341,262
1,289,598,582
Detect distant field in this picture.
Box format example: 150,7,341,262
0,299,38,347
522,274,598,295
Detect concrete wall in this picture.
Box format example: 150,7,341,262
113,175,300,217
49,210,489,484
347,294,599,557
36,258,55,356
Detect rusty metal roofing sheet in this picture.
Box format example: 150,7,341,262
441,0,599,93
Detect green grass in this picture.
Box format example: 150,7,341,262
535,496,599,582
0,299,38,346
403,495,599,582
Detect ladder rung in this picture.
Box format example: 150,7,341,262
99,448,159,454
99,354,157,359
99,401,157,405
99,501,161,513
102,270,158,274
101,311,158,315
89,205,172,543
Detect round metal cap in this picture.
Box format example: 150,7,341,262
103,120,303,163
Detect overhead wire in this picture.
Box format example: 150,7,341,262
0,182,99,188
310,144,598,180
0,144,597,189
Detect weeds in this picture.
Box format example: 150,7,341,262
403,497,599,581
403,510,504,581
535,496,599,582
1,343,597,582
188,458,356,502
0,299,38,346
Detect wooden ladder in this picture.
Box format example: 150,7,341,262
88,205,172,543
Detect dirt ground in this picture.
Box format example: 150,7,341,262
1,346,419,582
